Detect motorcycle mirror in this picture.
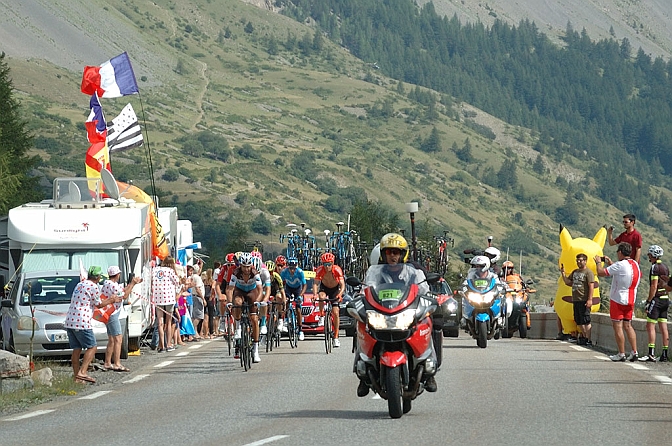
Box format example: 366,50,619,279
346,276,361,287
425,272,442,284
526,279,535,285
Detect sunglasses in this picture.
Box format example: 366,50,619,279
388,249,401,255
324,262,333,267
623,220,631,224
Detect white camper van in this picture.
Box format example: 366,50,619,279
0,176,179,357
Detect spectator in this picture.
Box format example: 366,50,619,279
639,245,669,362
64,266,120,384
560,253,595,346
188,264,205,340
178,287,197,341
595,242,641,362
202,269,216,339
152,256,180,352
607,213,642,263
101,266,142,371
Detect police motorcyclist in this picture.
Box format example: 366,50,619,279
356,233,437,396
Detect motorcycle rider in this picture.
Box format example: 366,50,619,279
356,233,437,396
502,260,532,331
468,255,497,280
484,246,502,277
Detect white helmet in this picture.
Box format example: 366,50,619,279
470,255,491,272
648,245,664,258
370,243,381,266
484,247,501,263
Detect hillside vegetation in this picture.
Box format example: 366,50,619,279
4,0,672,300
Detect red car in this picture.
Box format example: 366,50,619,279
299,271,324,335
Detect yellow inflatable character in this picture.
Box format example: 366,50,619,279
555,225,606,335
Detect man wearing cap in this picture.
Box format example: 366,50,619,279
64,266,121,384
101,266,143,371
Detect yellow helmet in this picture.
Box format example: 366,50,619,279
379,233,409,264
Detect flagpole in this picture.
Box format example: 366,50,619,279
136,93,158,203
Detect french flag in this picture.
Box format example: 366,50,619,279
81,52,139,98
85,93,107,143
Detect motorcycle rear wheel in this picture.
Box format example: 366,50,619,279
477,320,488,348
385,366,403,419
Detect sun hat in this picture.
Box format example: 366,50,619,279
107,266,122,276
88,265,102,277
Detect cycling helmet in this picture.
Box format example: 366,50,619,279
265,260,276,272
648,245,664,258
234,251,244,262
484,247,501,263
275,255,287,266
225,253,236,264
287,257,298,267
502,260,514,269
239,252,254,266
251,250,263,259
251,256,263,271
470,255,491,272
379,233,409,264
321,252,335,264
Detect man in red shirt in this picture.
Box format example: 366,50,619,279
313,252,345,348
608,213,642,263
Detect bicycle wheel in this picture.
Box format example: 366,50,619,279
241,321,251,371
288,310,297,349
226,315,233,356
266,311,275,353
324,307,331,354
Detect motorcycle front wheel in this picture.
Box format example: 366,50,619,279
477,320,488,348
519,315,528,338
385,366,403,418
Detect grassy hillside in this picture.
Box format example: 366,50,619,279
5,0,670,301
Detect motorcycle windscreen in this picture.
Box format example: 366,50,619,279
369,283,411,309
363,264,420,309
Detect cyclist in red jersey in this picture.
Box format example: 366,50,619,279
608,213,642,263
313,252,345,348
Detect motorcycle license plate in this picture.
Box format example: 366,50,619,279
51,333,68,342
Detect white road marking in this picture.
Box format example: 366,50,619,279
372,394,382,400
242,435,289,446
188,344,203,349
3,409,55,421
654,375,672,384
570,345,587,351
123,374,150,384
154,360,174,368
176,351,190,357
627,363,648,370
78,391,112,400
595,355,611,361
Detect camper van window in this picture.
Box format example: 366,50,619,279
71,251,120,272
23,252,70,272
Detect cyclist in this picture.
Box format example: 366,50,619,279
225,252,263,362
313,252,345,348
252,255,272,336
280,256,307,341
266,260,287,331
275,255,287,273
217,253,237,318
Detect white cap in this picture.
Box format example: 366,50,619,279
107,266,122,276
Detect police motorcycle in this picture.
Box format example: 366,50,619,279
346,265,441,419
459,256,508,348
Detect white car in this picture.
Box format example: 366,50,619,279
0,270,125,357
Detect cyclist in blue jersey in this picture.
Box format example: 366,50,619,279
226,252,263,362
280,257,307,341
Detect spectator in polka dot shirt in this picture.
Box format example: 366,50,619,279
65,265,121,384
152,256,181,352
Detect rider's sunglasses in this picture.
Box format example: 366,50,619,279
388,249,401,255
324,262,333,267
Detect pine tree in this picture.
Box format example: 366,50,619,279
0,53,42,214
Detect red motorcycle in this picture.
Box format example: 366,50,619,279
346,265,440,418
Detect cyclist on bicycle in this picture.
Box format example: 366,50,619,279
226,252,263,362
275,255,287,273
216,253,237,318
280,256,307,341
313,252,345,348
266,260,287,331
252,255,272,336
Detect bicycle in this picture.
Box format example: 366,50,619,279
315,297,335,354
265,301,282,353
228,302,261,371
285,296,300,349
219,308,235,356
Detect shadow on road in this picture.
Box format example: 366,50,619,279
255,409,389,420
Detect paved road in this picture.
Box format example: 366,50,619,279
2,334,672,446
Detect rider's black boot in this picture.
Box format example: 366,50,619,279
425,376,437,392
357,380,370,397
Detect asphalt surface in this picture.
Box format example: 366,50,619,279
2,332,672,446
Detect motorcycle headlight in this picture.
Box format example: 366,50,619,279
366,309,415,330
466,291,496,304
18,316,38,330
515,296,524,304
447,301,457,312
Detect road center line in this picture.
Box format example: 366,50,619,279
3,409,55,421
78,391,112,400
242,435,289,446
123,374,150,384
154,360,174,368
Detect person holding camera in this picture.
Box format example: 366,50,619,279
607,213,642,263
595,242,641,362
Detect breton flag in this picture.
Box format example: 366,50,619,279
81,52,139,98
107,103,143,152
